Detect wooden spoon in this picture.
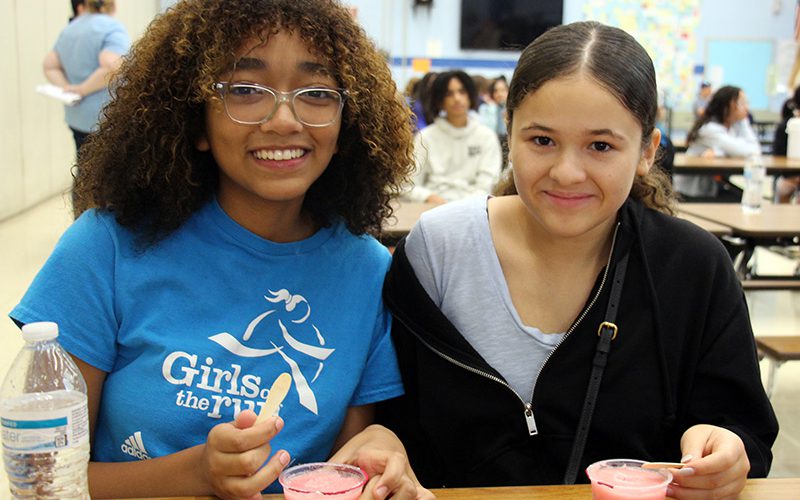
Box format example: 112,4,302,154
255,372,292,424
642,462,686,470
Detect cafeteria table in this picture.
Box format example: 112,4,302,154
673,153,800,176
380,201,438,246
382,202,736,244
128,477,800,499
678,203,800,280
382,202,735,243
677,212,732,236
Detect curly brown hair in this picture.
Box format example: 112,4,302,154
74,0,414,243
492,21,676,215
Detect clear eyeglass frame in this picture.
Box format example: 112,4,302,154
213,82,348,128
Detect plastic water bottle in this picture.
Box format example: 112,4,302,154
0,322,90,499
741,154,765,213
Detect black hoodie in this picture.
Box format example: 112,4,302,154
377,198,778,488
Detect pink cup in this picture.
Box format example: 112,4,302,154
279,462,367,500
585,459,672,500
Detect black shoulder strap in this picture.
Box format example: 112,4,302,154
563,251,630,484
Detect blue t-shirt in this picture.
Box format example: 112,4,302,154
53,13,130,132
11,200,403,493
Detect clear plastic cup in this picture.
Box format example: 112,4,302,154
279,462,368,500
585,459,672,500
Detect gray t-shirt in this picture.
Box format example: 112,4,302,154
405,196,565,400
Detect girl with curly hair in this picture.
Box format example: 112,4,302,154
379,21,776,497
11,1,432,498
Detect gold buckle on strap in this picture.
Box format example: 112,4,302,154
597,321,618,341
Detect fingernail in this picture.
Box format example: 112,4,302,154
375,486,388,499
279,451,290,466
666,487,675,497
675,467,695,476
680,454,693,463
275,417,284,432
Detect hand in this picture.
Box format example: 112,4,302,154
64,84,84,97
330,425,435,500
700,149,716,158
201,410,290,500
425,194,447,205
667,424,749,500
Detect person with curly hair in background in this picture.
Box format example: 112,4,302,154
11,1,433,499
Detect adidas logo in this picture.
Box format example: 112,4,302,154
121,431,150,460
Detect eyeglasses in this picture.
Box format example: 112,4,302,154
213,82,347,127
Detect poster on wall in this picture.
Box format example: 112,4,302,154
581,0,701,110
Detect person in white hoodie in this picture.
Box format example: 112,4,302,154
674,85,760,200
407,70,502,204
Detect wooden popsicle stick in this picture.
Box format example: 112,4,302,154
642,462,686,469
255,372,292,424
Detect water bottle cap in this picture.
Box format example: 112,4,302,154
21,321,59,341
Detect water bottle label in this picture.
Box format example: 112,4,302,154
1,397,89,453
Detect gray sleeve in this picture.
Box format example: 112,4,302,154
404,221,442,307
698,121,760,157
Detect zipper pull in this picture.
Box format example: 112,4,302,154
524,404,538,436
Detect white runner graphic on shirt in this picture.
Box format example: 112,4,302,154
208,289,334,415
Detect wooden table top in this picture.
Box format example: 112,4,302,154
132,477,800,499
382,202,737,239
673,153,800,175
676,212,732,236
755,336,800,361
381,201,799,242
678,203,800,238
381,201,438,244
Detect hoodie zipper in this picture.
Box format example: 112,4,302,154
525,222,621,433
391,316,539,433
393,223,621,437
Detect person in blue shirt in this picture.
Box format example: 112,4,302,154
12,1,431,499
43,0,130,152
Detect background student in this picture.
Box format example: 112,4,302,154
478,76,510,167
409,71,438,132
673,86,760,201
379,21,777,499
43,0,130,153
405,70,502,204
692,81,713,119
12,0,431,498
771,86,800,203
478,75,508,138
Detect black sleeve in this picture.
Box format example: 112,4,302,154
683,256,778,477
772,119,788,156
